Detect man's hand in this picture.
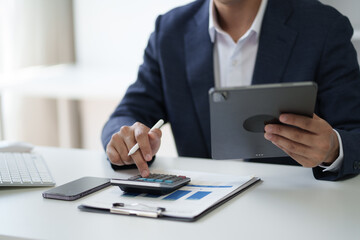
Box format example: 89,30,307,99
264,113,339,168
106,122,162,177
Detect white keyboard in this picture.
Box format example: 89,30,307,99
0,152,55,187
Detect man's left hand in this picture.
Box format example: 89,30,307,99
264,113,339,168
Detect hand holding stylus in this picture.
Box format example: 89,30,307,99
128,119,164,156
106,120,164,177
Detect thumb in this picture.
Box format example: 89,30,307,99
148,129,162,155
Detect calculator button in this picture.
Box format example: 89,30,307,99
145,178,155,182
155,179,164,182
164,180,174,183
154,174,162,178
161,176,174,180
128,175,141,180
168,177,179,181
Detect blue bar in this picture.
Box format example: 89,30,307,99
163,190,191,200
186,191,211,200
144,193,161,198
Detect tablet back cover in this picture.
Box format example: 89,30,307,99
209,82,317,160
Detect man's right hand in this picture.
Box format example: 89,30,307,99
106,122,162,177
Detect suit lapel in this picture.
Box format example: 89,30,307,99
252,0,298,84
184,0,214,154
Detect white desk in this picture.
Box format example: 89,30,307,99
0,147,359,240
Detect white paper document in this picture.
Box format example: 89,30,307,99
80,170,260,220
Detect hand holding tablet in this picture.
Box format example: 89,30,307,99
209,82,318,159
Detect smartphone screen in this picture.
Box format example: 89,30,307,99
42,176,110,201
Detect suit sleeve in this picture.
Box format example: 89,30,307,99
313,15,360,181
101,16,167,168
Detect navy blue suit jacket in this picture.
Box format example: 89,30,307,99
102,0,360,181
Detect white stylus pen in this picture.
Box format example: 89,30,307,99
127,119,164,156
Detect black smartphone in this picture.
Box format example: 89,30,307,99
42,176,110,201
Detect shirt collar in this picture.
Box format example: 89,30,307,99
208,0,268,43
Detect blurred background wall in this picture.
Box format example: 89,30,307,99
0,0,359,157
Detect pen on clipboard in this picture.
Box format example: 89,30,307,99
127,119,164,156
111,202,165,218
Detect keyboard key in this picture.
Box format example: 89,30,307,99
2,179,12,184
22,178,32,184
12,178,22,184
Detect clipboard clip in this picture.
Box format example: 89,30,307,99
111,202,166,218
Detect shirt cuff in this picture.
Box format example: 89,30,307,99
319,129,343,172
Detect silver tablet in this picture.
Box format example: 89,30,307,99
209,82,317,160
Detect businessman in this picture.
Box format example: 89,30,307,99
102,0,360,181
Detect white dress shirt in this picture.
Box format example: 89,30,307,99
209,0,268,88
208,0,343,172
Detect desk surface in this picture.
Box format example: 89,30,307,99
0,147,359,240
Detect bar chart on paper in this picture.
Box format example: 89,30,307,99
81,171,258,219
121,184,234,201
114,181,241,218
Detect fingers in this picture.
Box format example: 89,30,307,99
106,132,132,166
130,126,162,177
272,141,316,168
264,113,340,167
148,129,162,153
264,130,311,158
134,123,153,161
105,121,163,178
264,123,315,147
278,113,320,133
122,123,151,177
266,133,318,167
129,150,151,177
106,145,124,165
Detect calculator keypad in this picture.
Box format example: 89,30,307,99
128,174,189,185
111,173,191,195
